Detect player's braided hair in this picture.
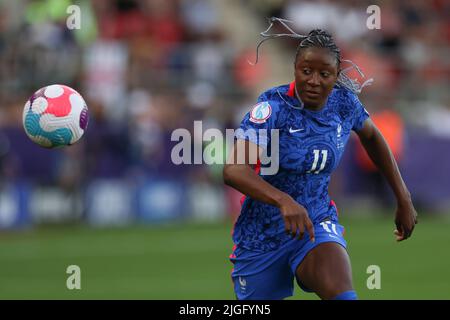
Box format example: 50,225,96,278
251,17,373,94
295,29,340,66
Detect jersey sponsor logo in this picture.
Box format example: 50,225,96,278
249,102,272,124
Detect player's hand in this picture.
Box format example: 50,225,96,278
278,195,315,242
394,198,418,242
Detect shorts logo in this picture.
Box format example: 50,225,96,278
250,102,272,124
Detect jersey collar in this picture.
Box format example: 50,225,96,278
281,81,335,125
277,81,304,110
287,81,296,98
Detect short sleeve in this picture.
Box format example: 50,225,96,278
235,97,277,148
349,93,370,132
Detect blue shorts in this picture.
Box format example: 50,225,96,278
230,221,347,300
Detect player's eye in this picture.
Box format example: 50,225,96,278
302,68,311,75
321,71,330,78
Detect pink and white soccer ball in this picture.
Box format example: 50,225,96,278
23,84,89,148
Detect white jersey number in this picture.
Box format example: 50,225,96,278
307,149,328,174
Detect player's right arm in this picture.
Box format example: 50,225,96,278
223,139,315,242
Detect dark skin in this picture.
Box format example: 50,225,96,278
223,47,418,299
295,47,338,110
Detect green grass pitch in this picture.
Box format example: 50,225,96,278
0,214,449,299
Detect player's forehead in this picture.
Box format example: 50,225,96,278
296,47,337,68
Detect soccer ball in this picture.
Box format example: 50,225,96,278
23,84,89,148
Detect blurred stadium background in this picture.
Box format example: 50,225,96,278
0,0,449,299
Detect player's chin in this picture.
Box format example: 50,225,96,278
302,98,322,109
300,94,325,108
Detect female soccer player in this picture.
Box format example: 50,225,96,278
223,19,418,300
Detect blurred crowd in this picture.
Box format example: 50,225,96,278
0,0,249,179
246,0,449,123
0,0,449,227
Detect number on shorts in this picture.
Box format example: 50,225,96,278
320,221,339,235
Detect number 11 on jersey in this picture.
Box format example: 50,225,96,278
307,149,328,174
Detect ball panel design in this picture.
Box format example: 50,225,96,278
44,85,64,98
80,108,89,130
24,111,74,148
43,86,73,117
31,97,48,114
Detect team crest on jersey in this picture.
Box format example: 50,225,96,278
249,102,272,124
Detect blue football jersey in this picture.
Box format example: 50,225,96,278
233,82,370,252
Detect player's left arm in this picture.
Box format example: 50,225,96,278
355,118,418,242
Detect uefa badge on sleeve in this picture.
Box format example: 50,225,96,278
249,102,272,124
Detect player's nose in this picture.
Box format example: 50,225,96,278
307,72,320,86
